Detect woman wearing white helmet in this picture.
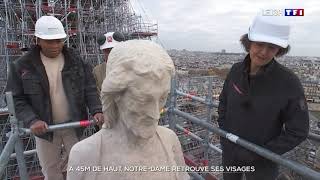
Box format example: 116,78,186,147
218,12,309,180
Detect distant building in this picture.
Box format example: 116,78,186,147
302,81,320,103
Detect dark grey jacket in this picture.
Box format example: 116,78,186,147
218,55,309,162
6,45,102,141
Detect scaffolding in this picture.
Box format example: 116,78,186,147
165,76,320,180
171,76,222,178
0,1,157,179
0,0,158,94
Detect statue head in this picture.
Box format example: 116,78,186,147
101,40,175,139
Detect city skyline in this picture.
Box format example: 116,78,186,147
132,0,320,57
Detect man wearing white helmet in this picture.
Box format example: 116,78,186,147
6,16,103,180
218,11,309,180
93,31,125,95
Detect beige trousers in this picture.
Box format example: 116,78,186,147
35,129,78,180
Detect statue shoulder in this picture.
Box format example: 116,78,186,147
157,126,180,145
69,131,104,162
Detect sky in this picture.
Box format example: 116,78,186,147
131,0,320,57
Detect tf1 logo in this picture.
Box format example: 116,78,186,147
262,9,304,16
285,9,304,16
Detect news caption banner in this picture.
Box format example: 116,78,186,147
68,165,255,173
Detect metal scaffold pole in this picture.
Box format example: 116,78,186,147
0,132,18,177
4,0,10,80
0,92,28,180
204,77,213,168
168,76,178,131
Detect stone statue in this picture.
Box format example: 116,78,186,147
67,40,190,180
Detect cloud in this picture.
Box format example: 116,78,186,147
133,0,320,56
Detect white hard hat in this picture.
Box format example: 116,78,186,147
34,16,67,40
98,32,124,50
248,12,290,48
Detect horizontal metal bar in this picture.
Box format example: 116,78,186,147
20,120,95,135
175,90,219,108
208,143,222,154
10,149,37,159
176,90,208,104
173,108,320,180
0,107,8,114
175,124,222,154
308,132,320,142
176,124,203,142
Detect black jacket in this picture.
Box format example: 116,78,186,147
6,45,102,141
218,55,309,162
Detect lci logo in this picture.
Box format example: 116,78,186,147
262,9,304,16
285,9,304,16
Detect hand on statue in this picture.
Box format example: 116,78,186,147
30,120,48,135
93,113,104,127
